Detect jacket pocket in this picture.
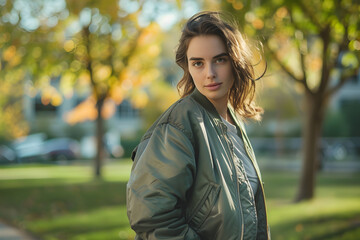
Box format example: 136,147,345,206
187,182,221,231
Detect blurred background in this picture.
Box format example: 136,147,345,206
0,0,359,239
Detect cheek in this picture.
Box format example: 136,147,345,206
226,66,235,82
189,69,200,84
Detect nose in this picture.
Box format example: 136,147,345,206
206,64,216,79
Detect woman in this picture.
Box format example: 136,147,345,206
127,11,270,240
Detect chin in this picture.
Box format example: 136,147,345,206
205,93,227,102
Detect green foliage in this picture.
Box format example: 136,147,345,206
323,110,350,137
63,124,89,141
224,0,360,78
0,0,72,140
121,130,145,159
323,99,360,137
341,99,360,137
140,80,179,130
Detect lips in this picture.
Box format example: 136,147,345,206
205,82,222,91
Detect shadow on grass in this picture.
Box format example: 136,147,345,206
34,220,132,239
262,171,360,200
0,179,128,222
312,223,360,240
316,173,360,187
272,210,360,240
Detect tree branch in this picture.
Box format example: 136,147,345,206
116,3,146,68
265,42,312,94
321,16,351,98
297,0,323,31
107,27,144,93
288,8,311,94
81,23,101,100
298,48,312,93
338,20,350,55
317,24,331,95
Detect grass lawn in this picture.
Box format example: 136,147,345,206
0,159,359,240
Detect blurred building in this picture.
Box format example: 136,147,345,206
23,92,141,137
22,78,141,158
330,68,360,110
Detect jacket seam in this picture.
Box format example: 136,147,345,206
140,98,194,146
187,182,220,230
165,99,194,143
141,122,193,143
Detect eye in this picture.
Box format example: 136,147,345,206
215,57,227,64
192,61,203,67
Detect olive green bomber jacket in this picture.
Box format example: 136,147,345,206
127,89,270,240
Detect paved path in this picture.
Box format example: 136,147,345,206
0,222,35,240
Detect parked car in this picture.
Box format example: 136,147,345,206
12,133,47,162
0,145,17,164
11,134,80,162
80,132,124,159
43,138,80,161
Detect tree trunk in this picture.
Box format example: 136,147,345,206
94,97,105,179
295,92,326,202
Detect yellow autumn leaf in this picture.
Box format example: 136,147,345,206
64,39,75,52
94,64,112,82
147,45,161,57
64,97,98,125
9,54,21,67
51,92,63,106
3,46,16,62
109,83,125,104
132,90,149,109
232,1,243,10
60,72,76,96
138,23,161,46
78,70,91,85
41,94,52,106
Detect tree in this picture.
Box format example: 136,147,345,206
0,0,164,179
223,0,360,201
60,0,164,178
0,0,69,141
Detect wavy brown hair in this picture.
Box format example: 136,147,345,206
176,11,264,121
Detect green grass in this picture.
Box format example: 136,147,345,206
0,160,134,240
263,171,360,240
0,160,359,239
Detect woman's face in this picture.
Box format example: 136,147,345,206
187,35,234,106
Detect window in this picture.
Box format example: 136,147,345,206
117,100,139,118
34,96,57,112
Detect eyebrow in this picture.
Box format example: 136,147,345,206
189,53,228,61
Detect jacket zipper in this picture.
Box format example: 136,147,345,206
221,124,244,240
240,130,269,240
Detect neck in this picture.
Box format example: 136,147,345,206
208,97,231,122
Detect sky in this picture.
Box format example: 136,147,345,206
1,0,201,32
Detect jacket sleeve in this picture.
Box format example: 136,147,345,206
127,123,200,240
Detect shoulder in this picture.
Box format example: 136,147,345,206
142,95,204,142
131,96,203,161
